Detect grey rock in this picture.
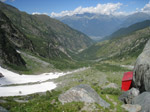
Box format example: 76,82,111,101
78,79,84,82
121,104,141,112
81,103,97,112
14,99,28,103
0,99,7,103
0,106,8,112
132,92,150,112
0,73,4,78
133,39,150,92
59,84,110,108
119,88,139,104
102,83,119,89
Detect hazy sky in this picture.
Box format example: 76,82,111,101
1,0,150,17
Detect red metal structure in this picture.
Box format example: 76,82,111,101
121,71,133,91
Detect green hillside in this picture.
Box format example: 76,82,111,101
107,20,150,39
79,27,150,64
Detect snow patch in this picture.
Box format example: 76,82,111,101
0,66,88,97
0,82,56,97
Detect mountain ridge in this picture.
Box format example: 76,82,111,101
107,20,150,39
0,2,93,60
57,12,150,40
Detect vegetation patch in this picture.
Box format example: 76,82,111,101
101,88,122,95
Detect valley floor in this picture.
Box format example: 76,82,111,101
0,60,134,112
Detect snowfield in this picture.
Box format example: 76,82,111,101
0,82,56,97
0,66,88,97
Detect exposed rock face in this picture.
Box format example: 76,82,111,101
121,104,141,112
0,28,26,66
0,11,34,51
132,39,150,92
0,73,4,78
0,11,34,67
119,88,139,104
59,84,110,108
132,92,150,112
102,83,119,89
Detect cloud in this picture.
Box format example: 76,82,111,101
32,12,49,16
141,2,150,13
51,3,123,17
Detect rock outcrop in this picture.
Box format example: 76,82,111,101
132,39,150,92
132,92,150,112
121,104,141,112
0,28,26,67
0,73,4,78
59,84,110,108
119,88,139,104
0,11,33,67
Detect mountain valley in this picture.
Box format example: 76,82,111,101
0,1,150,112
58,12,150,40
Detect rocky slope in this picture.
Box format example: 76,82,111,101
0,11,33,67
0,2,93,59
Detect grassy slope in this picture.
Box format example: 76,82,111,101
108,20,150,39
79,27,150,64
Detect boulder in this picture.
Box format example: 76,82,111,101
102,83,119,89
0,106,8,112
121,104,141,112
0,73,4,78
119,88,139,104
59,84,110,108
0,99,7,103
132,39,150,92
132,92,150,112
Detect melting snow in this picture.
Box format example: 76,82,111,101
0,66,88,97
0,82,56,97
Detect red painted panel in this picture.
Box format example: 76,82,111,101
121,80,132,91
122,71,133,81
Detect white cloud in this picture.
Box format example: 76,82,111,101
113,11,129,16
51,3,123,17
32,12,49,16
141,2,150,13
